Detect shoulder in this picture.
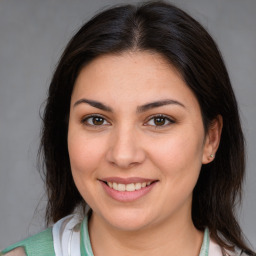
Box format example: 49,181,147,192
1,247,26,256
1,214,85,256
229,250,255,256
209,238,254,256
1,228,55,256
238,251,256,256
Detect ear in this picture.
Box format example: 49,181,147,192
202,115,223,164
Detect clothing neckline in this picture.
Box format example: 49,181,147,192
80,216,210,256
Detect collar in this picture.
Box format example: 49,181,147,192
53,214,219,256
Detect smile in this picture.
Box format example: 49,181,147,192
100,178,158,202
106,181,152,192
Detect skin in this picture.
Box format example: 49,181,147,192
4,247,26,256
68,51,222,256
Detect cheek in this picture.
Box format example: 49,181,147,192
68,131,105,178
67,132,107,206
149,130,204,181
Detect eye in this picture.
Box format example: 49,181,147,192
146,115,174,127
81,115,110,126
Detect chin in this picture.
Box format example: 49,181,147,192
98,208,154,232
109,218,151,232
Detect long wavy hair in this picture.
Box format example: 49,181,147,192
39,1,254,254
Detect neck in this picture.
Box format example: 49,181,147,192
89,210,204,256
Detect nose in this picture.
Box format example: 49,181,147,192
106,126,146,169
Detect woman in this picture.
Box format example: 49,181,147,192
1,1,255,256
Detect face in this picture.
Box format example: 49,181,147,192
68,51,213,231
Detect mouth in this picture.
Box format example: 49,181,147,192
102,180,157,192
99,177,159,202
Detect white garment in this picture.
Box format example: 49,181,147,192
209,238,223,256
208,234,244,256
53,215,82,256
52,214,244,256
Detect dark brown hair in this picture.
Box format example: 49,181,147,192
39,1,254,254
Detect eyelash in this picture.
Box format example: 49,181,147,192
81,114,110,127
81,114,175,128
145,114,175,128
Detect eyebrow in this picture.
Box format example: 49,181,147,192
73,98,185,113
137,99,185,113
73,98,113,112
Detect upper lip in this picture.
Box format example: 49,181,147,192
100,177,158,184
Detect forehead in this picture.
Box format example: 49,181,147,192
71,51,199,111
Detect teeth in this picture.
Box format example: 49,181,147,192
135,183,142,190
126,183,135,191
117,183,125,191
113,182,118,190
107,181,152,192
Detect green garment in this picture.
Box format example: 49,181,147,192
1,216,209,256
1,228,55,256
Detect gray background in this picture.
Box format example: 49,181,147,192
0,0,255,250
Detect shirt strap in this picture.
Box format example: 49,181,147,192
199,228,210,256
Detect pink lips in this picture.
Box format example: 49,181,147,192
102,177,156,184
100,177,158,202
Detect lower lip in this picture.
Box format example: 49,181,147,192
101,181,157,202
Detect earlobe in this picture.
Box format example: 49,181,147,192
202,115,223,164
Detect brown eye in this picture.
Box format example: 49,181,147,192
82,115,110,126
146,115,174,127
92,117,104,125
154,117,166,126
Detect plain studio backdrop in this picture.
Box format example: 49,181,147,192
0,0,255,250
